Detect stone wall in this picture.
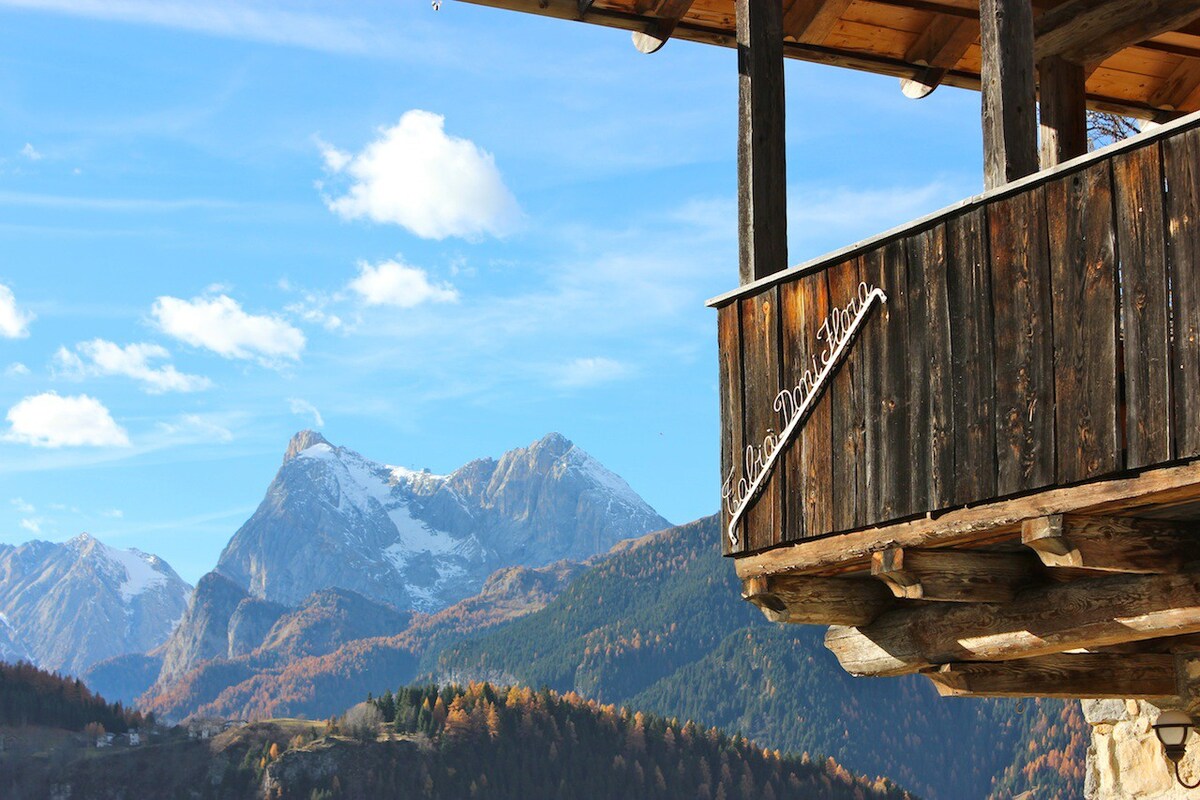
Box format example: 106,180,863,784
1084,700,1200,799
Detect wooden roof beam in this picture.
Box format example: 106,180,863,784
742,574,893,625
870,547,1035,603
783,0,853,45
825,568,1200,677
632,0,698,53
924,653,1182,700
1035,0,1200,66
1151,57,1200,111
1022,514,1200,573
900,15,978,99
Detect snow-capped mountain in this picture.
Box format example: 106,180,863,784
0,534,191,675
215,430,670,612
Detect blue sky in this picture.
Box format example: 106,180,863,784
0,0,985,582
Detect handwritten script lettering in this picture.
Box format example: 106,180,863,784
722,281,887,546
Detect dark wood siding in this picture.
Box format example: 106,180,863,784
717,117,1200,553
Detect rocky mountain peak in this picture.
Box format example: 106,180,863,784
284,430,331,463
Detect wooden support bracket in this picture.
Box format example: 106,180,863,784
742,574,892,626
1022,514,1198,573
825,568,1200,677
631,0,696,54
870,547,1034,603
924,653,1182,700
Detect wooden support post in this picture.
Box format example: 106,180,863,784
1038,55,1089,168
980,0,1038,189
741,574,892,626
870,547,1034,603
737,0,788,285
824,569,1200,677
924,654,1181,701
1022,514,1198,573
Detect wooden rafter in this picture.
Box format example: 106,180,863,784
782,0,853,44
824,568,1200,677
632,0,697,53
870,547,1034,602
900,15,978,98
1151,56,1200,110
1035,0,1200,65
1022,514,1199,573
923,653,1182,700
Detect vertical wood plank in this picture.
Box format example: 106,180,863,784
1113,144,1173,468
989,187,1056,495
1046,164,1120,483
717,303,745,555
863,242,910,523
737,0,788,284
739,288,786,551
980,0,1038,189
1164,127,1200,459
947,208,997,504
781,272,833,540
829,258,868,532
907,223,955,511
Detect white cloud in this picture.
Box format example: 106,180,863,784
5,362,30,377
152,294,305,365
288,398,324,428
20,143,42,161
54,339,212,393
349,258,458,308
100,508,124,519
321,110,521,240
19,517,41,533
552,357,632,389
0,283,34,338
4,392,130,448
10,497,35,514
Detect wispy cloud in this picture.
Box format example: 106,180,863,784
54,339,212,394
0,283,34,338
0,0,395,55
0,190,244,213
288,398,324,428
19,143,41,161
550,357,632,390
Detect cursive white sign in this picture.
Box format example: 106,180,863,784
722,281,887,547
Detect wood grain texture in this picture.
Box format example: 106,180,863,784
946,208,997,506
739,288,785,552
906,223,954,511
1164,125,1200,458
1035,0,1200,65
989,187,1055,496
829,258,868,532
1038,55,1088,168
737,0,788,284
825,568,1200,677
925,653,1180,700
1113,144,1173,468
871,547,1035,603
780,271,832,540
1046,163,1119,484
717,303,745,555
1022,513,1199,573
980,0,1038,188
742,573,892,626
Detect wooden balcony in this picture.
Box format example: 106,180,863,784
711,111,1200,700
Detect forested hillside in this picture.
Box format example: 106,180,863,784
429,516,1088,800
0,661,149,732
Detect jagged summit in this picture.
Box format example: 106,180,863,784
0,534,191,675
283,429,331,463
214,431,670,613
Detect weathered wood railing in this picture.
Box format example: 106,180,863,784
712,110,1200,556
